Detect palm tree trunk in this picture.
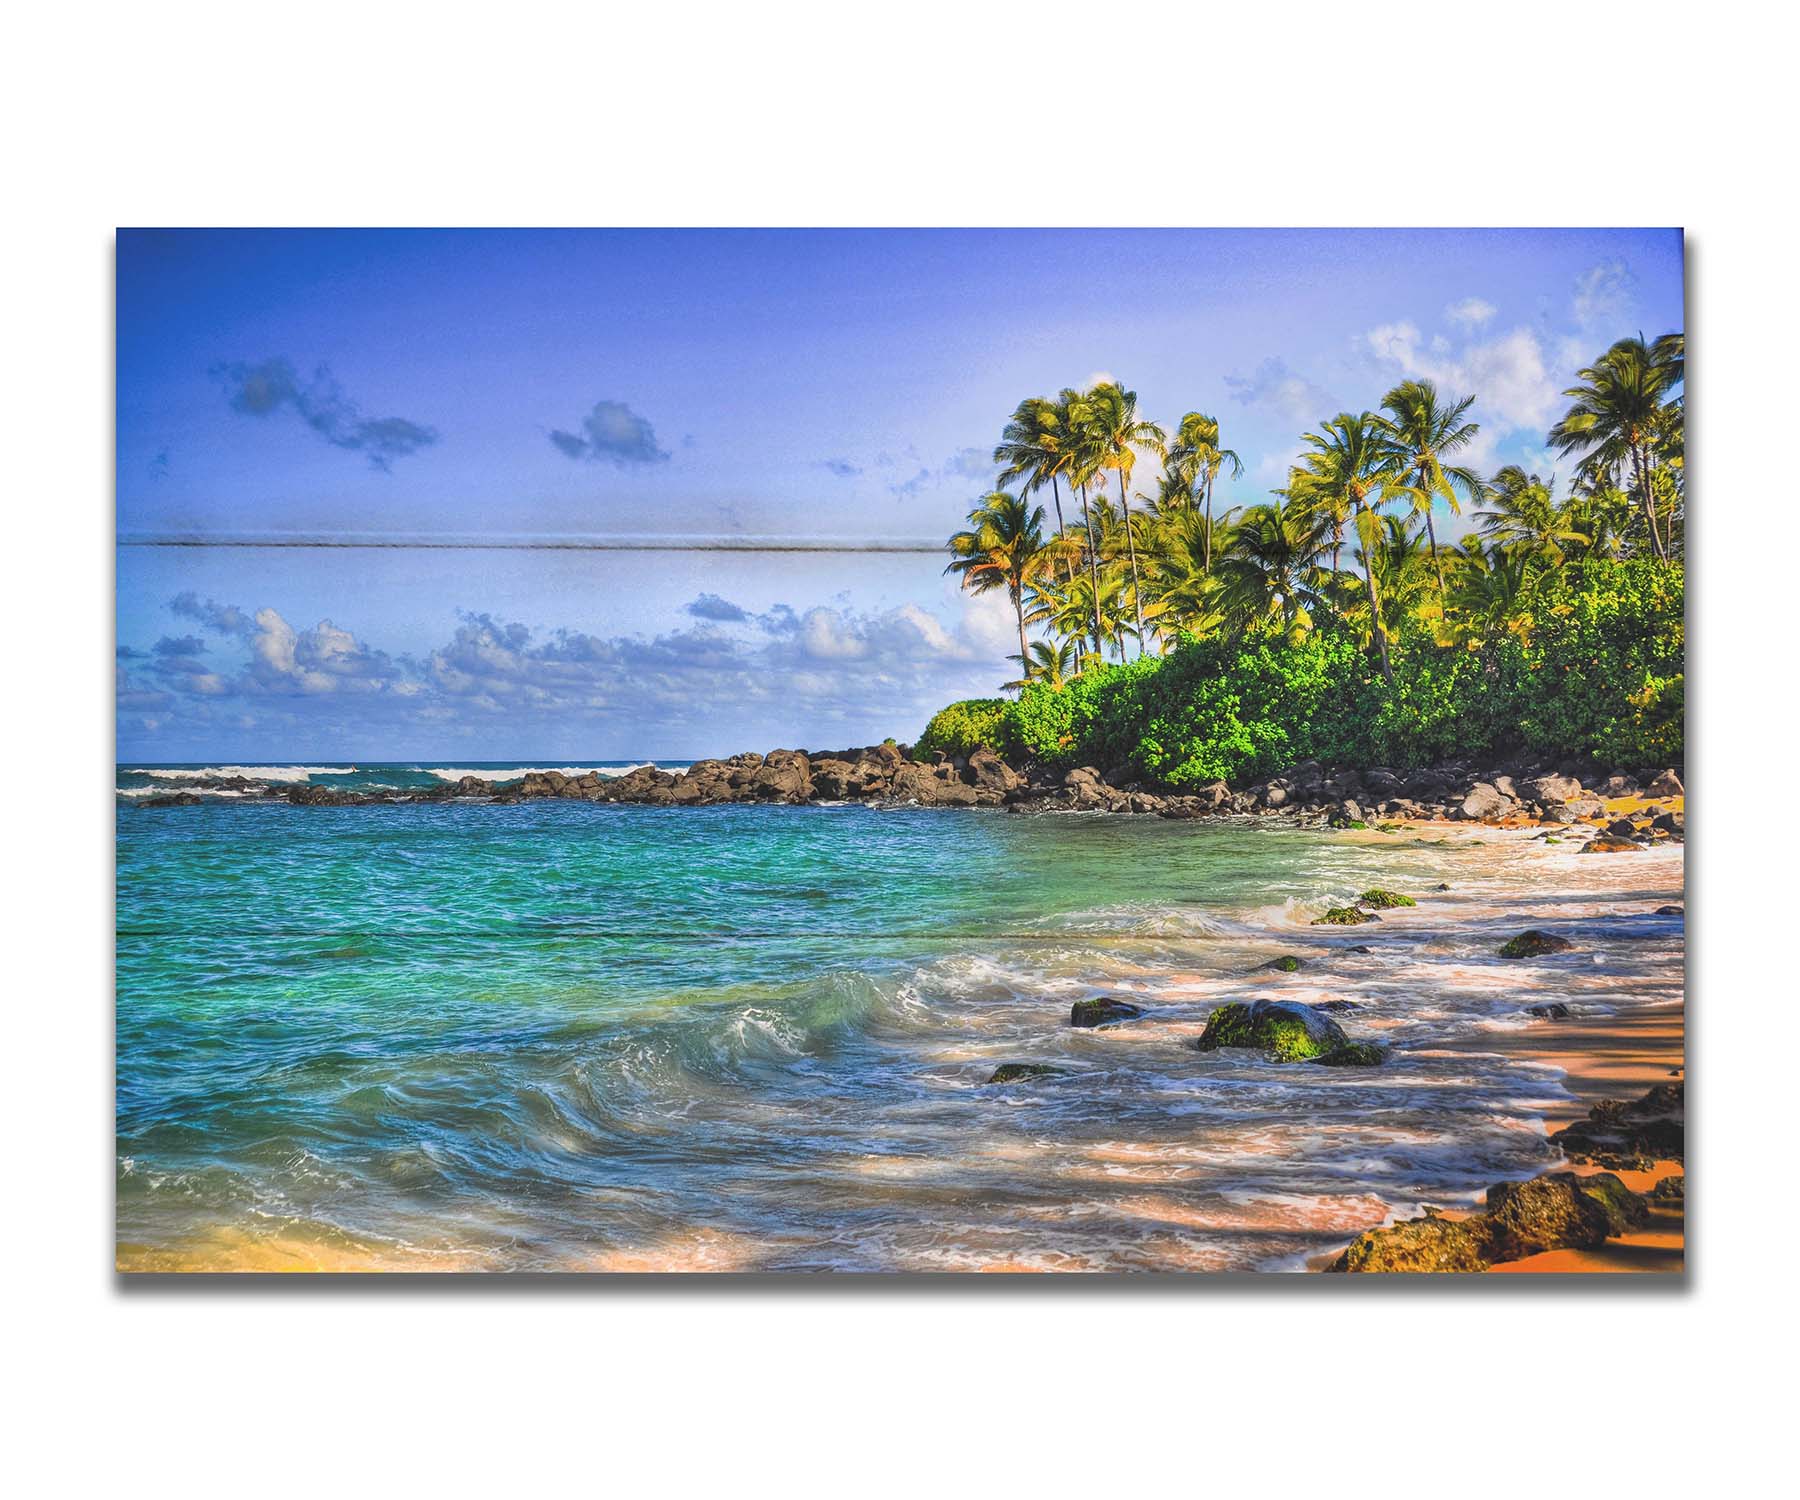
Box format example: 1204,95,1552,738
1359,503,1393,681
1424,506,1448,604
1014,588,1030,685
1079,482,1104,660
1203,470,1214,573
1119,483,1146,658
1633,443,1667,561
1049,475,1073,582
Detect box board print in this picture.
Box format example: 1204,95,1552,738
116,229,1685,1273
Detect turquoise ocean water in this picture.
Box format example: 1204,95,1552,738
116,763,1685,1271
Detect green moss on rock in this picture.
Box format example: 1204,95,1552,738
1069,997,1144,1029
1312,906,1378,926
1313,1041,1388,1067
1357,888,1417,909
1195,999,1351,1062
1330,1214,1489,1273
1254,955,1305,973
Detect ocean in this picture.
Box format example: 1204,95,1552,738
115,764,1685,1271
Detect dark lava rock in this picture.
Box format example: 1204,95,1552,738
1357,888,1417,910
1069,997,1144,1029
1651,1175,1685,1203
1550,1082,1684,1169
1655,904,1684,916
1313,1000,1361,1012
1329,1214,1489,1273
1345,944,1376,955
986,1063,1069,1084
1499,930,1574,959
1524,1002,1571,1020
1254,955,1306,974
1194,999,1349,1062
1572,1171,1652,1236
1312,906,1378,926
1480,1174,1615,1257
1312,1041,1388,1067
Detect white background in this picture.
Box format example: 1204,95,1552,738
4,2,1792,1493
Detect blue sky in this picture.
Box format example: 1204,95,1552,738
116,228,1684,761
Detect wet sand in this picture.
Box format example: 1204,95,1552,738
1441,933,1684,1274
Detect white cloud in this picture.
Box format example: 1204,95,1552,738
1364,320,1558,436
1573,258,1636,330
1445,297,1497,329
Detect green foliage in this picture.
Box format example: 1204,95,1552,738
914,698,1009,759
951,560,1682,783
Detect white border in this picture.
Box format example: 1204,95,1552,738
8,3,1786,1491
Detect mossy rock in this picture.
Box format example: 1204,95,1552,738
1571,1171,1651,1235
1481,1174,1613,1258
1499,929,1575,959
1357,888,1416,909
1069,997,1144,1029
1312,1041,1387,1067
1330,1214,1489,1273
1312,906,1378,926
1254,954,1306,974
1375,822,1406,833
1194,999,1349,1062
1542,836,1563,844
986,1063,1069,1085
1650,1175,1685,1203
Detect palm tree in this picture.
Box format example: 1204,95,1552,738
994,397,1076,581
945,491,1049,684
1213,493,1332,636
1547,334,1683,562
1168,412,1242,572
1378,379,1485,608
1297,412,1401,679
1018,637,1080,690
1476,467,1588,566
1072,383,1166,654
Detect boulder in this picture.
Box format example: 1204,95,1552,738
986,1063,1069,1084
1330,1214,1490,1273
966,748,1023,794
1458,782,1513,821
1524,1002,1571,1019
1194,999,1350,1061
1583,836,1641,854
1550,1082,1684,1169
1647,769,1684,798
1312,1041,1387,1067
1253,955,1306,974
1480,1174,1612,1257
1652,810,1685,836
1069,997,1144,1029
1357,888,1416,910
1650,1175,1685,1204
1312,906,1378,926
1527,773,1584,805
1655,904,1684,917
1499,930,1574,959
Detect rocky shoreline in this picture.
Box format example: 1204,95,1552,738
131,745,1687,846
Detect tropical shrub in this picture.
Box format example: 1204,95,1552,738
950,560,1683,784
914,698,1009,759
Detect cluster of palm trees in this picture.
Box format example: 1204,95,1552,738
945,333,1684,687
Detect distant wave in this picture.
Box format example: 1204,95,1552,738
426,763,690,782
125,765,353,784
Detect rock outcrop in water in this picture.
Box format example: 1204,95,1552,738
1549,1082,1685,1171
126,750,1686,839
1330,1170,1651,1272
1194,999,1351,1062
